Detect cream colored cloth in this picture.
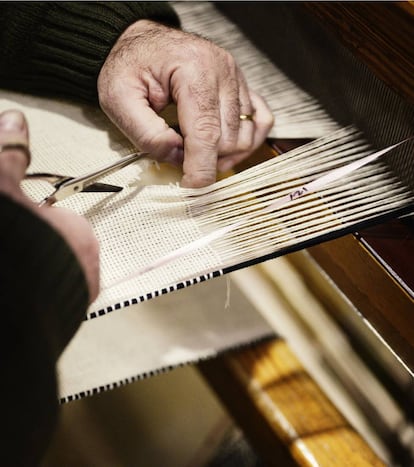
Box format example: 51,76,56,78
57,277,274,402
1,93,409,401
0,1,344,401
0,91,275,400
0,92,226,317
2,92,409,323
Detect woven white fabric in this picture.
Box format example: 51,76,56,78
2,92,411,322
57,276,274,401
0,92,223,315
0,91,275,400
1,4,412,398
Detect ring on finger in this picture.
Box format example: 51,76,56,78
239,113,255,122
0,143,31,166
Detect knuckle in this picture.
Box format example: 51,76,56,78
188,169,216,188
223,50,237,70
0,146,29,172
193,116,221,145
224,99,241,131
263,112,275,129
138,130,166,153
178,42,200,62
137,127,178,160
178,37,216,65
218,141,234,156
220,131,242,154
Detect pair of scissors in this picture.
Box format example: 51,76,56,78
25,151,146,206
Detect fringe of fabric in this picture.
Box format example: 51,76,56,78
99,128,414,318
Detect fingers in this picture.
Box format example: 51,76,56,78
0,110,30,185
217,89,274,173
176,48,253,187
233,68,255,155
249,90,275,146
98,19,274,188
176,50,273,187
99,78,184,165
216,67,255,173
175,56,222,188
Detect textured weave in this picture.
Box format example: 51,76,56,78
0,92,219,315
2,91,412,323
0,91,274,402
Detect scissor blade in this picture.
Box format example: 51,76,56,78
39,180,124,206
49,152,145,203
71,152,145,191
82,182,123,193
25,172,69,184
26,173,123,192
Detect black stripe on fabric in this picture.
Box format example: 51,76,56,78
58,333,278,404
85,203,413,323
86,270,225,320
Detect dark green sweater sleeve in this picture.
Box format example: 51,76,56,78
0,193,90,465
0,2,180,103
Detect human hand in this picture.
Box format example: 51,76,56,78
97,20,274,188
0,110,100,302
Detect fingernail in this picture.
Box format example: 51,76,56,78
0,110,25,132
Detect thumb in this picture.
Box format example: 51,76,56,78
0,110,30,185
99,80,184,165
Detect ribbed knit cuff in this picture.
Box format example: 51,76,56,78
0,193,92,464
0,193,89,354
0,2,180,103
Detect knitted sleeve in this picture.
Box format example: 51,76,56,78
0,193,90,464
0,2,180,103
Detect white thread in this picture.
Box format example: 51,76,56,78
225,275,231,310
104,129,413,292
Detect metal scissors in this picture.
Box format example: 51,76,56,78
25,151,146,206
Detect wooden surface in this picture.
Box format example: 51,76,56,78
305,2,414,106
199,339,385,466
308,228,414,374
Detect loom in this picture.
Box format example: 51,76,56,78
6,2,414,464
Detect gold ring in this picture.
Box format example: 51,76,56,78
239,113,254,121
0,143,31,166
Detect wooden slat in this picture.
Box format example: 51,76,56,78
305,2,414,105
199,339,385,466
291,427,384,466
308,234,414,373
